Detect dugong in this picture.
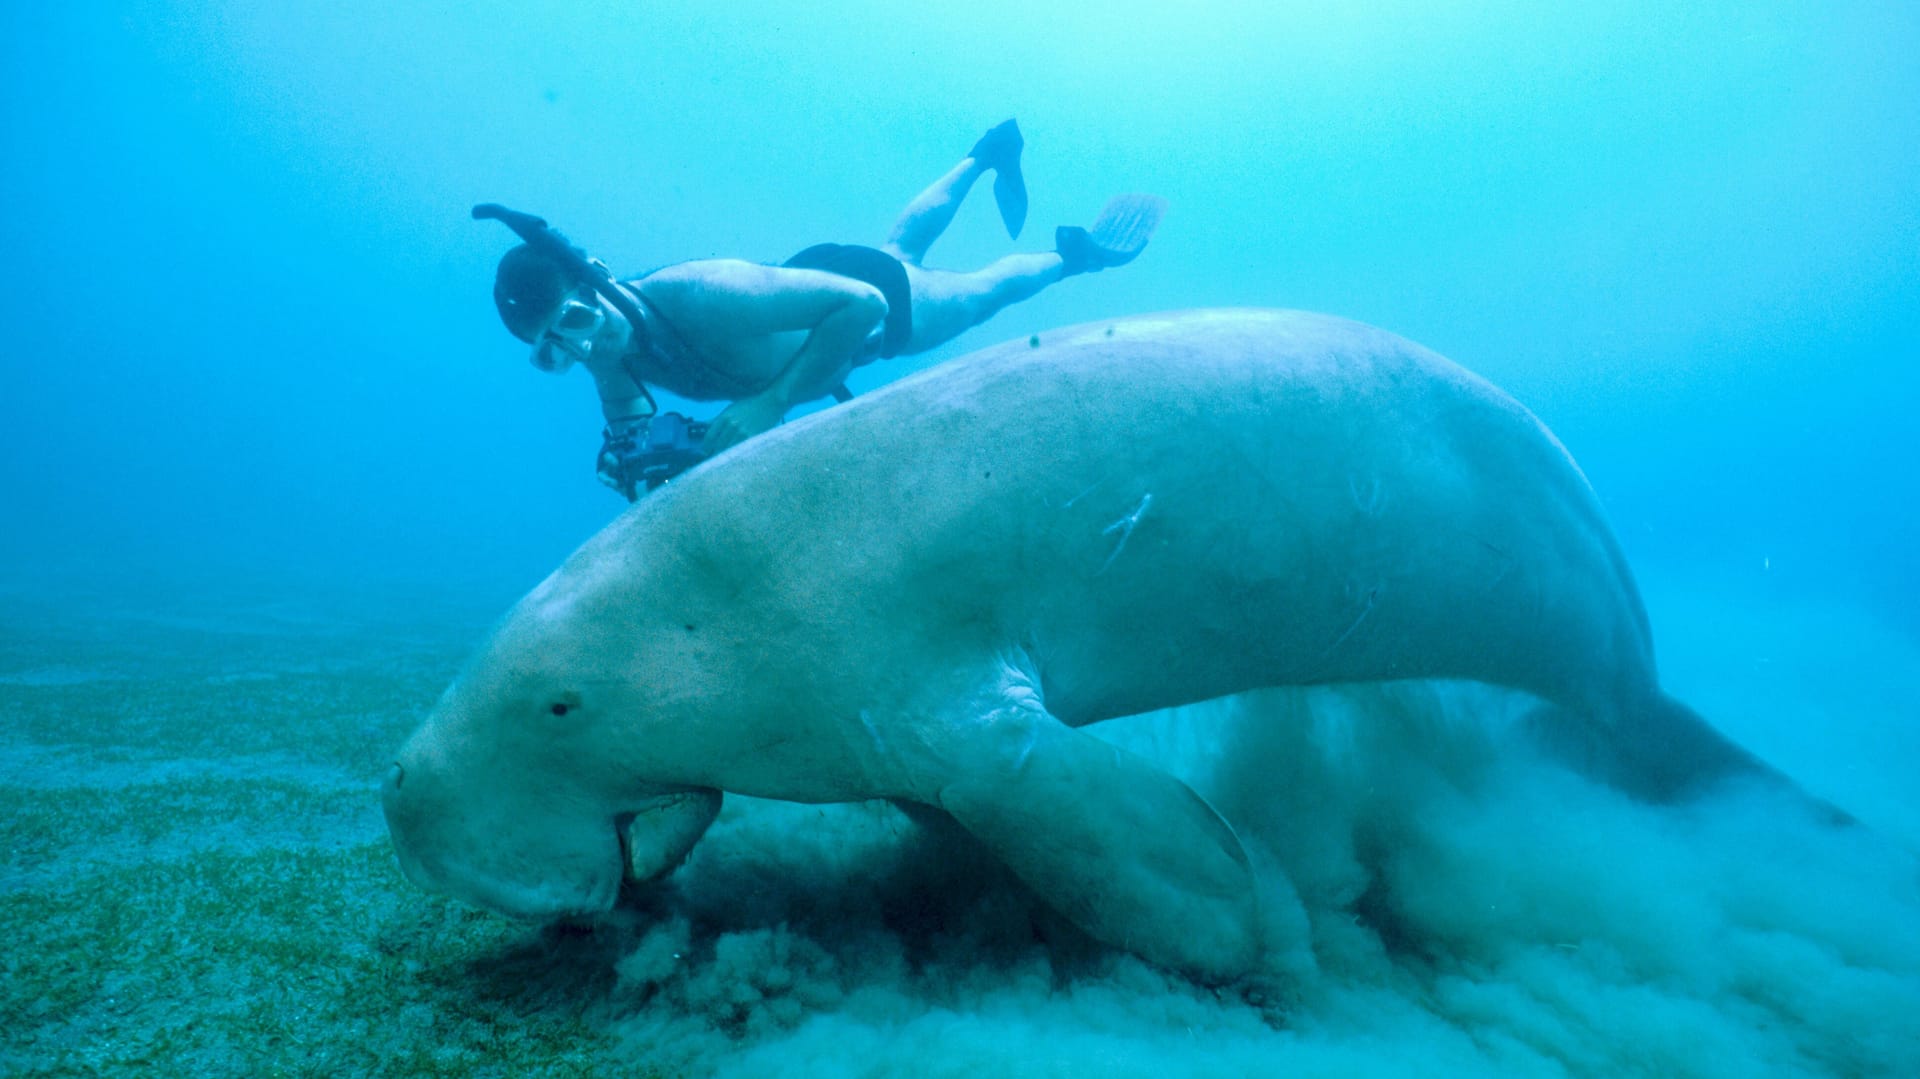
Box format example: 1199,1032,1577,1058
383,308,1772,982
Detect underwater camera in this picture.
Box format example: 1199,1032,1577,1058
605,411,709,499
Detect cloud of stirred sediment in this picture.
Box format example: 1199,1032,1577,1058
606,684,1920,1078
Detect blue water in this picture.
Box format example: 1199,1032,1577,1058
4,2,1914,617
3,3,1917,1074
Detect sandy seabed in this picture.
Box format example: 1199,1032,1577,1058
2,570,1915,1078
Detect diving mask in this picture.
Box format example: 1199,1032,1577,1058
530,296,608,374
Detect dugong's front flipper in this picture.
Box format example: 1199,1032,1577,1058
932,706,1262,982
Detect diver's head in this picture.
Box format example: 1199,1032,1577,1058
494,244,629,375
494,244,570,343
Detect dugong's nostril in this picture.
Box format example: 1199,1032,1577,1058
382,764,409,822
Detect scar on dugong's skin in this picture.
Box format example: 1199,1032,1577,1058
383,308,1785,982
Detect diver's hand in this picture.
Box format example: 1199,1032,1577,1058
702,394,786,456
596,416,649,500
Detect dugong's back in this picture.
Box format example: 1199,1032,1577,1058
639,308,1657,728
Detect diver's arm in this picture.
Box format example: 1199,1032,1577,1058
580,351,652,500
753,283,882,405
643,261,886,453
701,289,879,454
584,352,651,424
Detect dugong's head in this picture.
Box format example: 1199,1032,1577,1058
381,566,722,922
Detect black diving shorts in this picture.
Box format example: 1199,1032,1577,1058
782,243,913,359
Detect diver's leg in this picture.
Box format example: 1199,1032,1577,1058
900,254,1065,353
883,160,988,265
883,119,1026,264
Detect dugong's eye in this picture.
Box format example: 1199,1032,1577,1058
550,703,570,717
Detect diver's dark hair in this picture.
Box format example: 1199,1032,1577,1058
493,244,572,343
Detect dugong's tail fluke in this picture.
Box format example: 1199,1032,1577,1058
1614,694,1777,802
1529,694,1846,819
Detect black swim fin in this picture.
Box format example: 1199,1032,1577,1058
1057,193,1168,276
970,119,1027,239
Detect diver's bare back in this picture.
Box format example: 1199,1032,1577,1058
632,260,877,399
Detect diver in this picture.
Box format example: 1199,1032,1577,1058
479,119,1168,500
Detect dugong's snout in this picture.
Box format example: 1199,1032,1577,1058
381,764,434,890
380,758,625,922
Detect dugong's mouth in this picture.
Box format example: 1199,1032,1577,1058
617,789,724,885
383,765,721,919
